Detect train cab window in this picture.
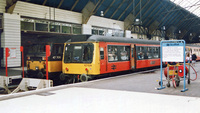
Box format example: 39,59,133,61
83,45,93,62
64,43,94,63
100,47,104,59
52,44,63,55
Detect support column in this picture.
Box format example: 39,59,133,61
82,24,91,35
1,13,21,67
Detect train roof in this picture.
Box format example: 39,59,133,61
87,35,160,45
186,44,200,48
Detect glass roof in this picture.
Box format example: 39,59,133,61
170,0,200,17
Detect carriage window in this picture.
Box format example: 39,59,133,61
100,47,104,59
108,46,118,62
119,46,130,61
136,46,144,60
152,47,159,58
108,45,130,62
144,47,152,59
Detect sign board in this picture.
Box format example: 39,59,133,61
162,43,184,62
157,40,188,92
10,48,16,58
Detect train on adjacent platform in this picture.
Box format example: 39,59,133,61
25,35,200,84
24,35,91,81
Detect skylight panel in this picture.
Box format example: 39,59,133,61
170,0,200,17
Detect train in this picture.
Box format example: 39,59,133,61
60,35,161,83
25,35,200,84
24,35,91,80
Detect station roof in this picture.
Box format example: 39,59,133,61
6,0,200,43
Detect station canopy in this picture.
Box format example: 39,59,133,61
6,0,200,43
171,0,200,17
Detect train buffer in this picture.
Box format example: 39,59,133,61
0,76,13,94
11,78,53,94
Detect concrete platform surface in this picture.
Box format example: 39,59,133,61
0,87,200,113
0,62,200,113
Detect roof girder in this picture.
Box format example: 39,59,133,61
117,0,133,20
148,0,182,34
110,0,126,19
43,0,47,5
71,0,79,11
57,0,64,8
103,0,116,16
82,0,101,24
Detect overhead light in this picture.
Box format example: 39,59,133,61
100,11,104,16
135,19,140,22
163,26,165,30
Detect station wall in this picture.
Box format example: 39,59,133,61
11,1,125,31
12,1,82,24
1,13,21,67
0,0,6,13
87,16,124,30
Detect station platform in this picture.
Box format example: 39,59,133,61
0,62,200,113
0,67,22,78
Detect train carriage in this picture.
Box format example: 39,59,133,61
61,35,161,83
186,45,200,61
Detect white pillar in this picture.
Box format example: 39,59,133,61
125,30,131,38
82,24,91,35
1,13,21,67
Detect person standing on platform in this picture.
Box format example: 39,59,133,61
192,53,197,66
186,53,191,63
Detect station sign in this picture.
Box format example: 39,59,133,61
162,42,184,62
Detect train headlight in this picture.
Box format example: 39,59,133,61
66,68,69,71
179,69,183,73
42,57,46,60
35,66,39,70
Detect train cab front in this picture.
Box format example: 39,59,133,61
61,42,100,83
26,52,47,79
25,43,63,79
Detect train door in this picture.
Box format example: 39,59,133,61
130,44,135,69
99,42,107,74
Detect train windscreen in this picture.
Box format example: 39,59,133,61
27,44,46,54
64,43,94,63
